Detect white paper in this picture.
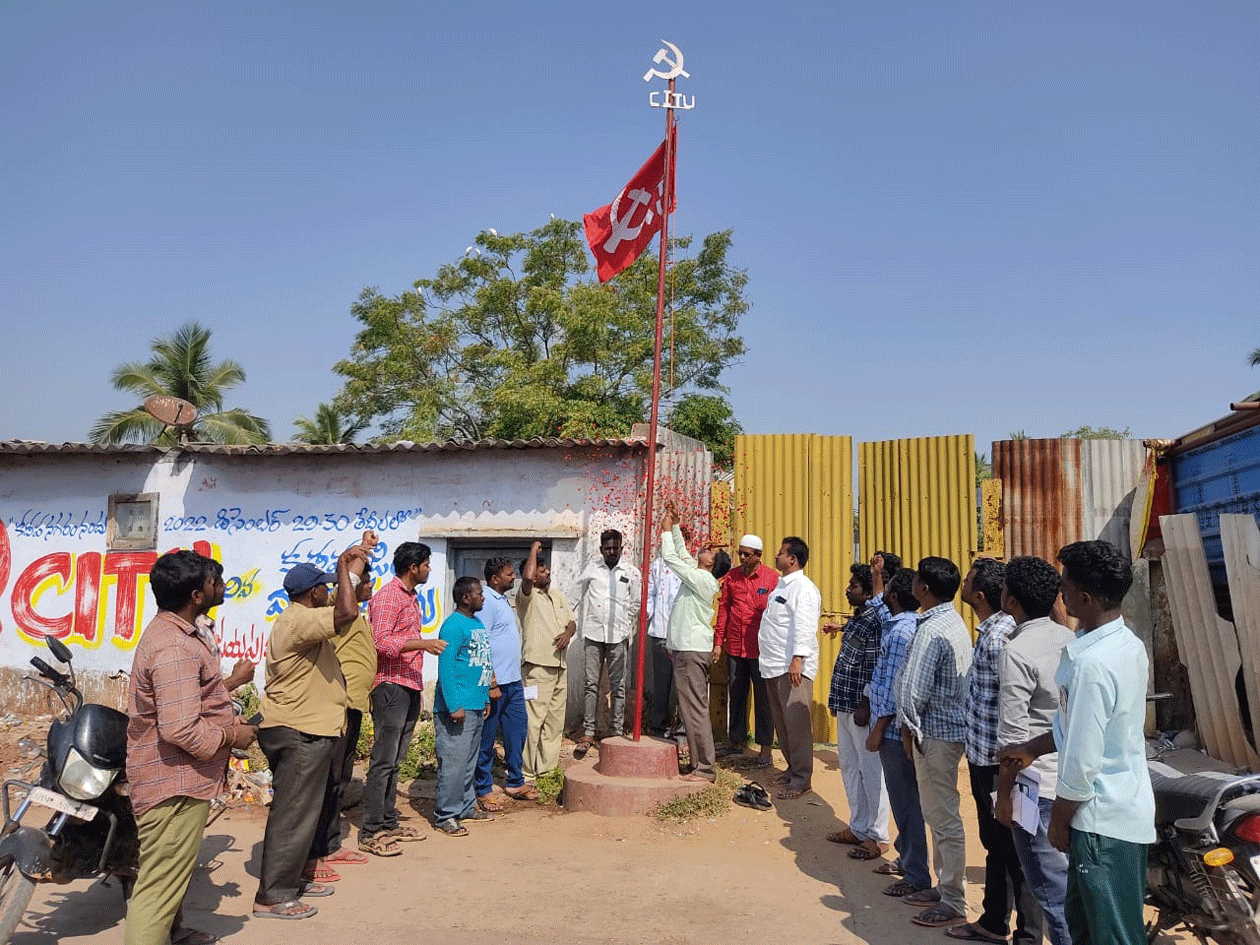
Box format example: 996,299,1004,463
523,685,539,701
1013,768,1041,836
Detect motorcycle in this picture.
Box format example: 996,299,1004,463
1147,758,1260,945
0,634,138,944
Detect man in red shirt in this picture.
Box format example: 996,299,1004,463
712,534,779,764
359,542,446,855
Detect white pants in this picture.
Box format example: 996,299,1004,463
835,710,890,844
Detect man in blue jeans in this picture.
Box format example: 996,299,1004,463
995,556,1076,945
474,556,533,806
433,576,495,836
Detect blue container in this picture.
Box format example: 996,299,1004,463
1171,424,1260,585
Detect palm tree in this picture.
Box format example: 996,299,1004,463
89,322,271,445
293,403,368,445
1249,346,1260,367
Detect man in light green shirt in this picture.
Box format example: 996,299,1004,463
660,502,729,782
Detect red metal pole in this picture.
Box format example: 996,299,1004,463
632,78,675,742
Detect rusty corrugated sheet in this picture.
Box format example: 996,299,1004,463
994,438,1146,565
859,435,978,631
732,434,854,741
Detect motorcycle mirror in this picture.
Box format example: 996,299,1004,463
44,634,73,665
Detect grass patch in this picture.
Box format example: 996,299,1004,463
535,768,565,805
649,766,743,824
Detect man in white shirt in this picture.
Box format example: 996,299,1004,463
574,528,642,756
646,525,690,736
758,536,821,799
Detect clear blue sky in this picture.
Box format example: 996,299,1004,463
2,2,1257,455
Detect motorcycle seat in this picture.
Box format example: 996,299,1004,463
1148,760,1241,834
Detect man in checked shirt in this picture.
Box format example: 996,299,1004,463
950,558,1043,945
896,556,972,929
822,562,890,861
359,542,447,855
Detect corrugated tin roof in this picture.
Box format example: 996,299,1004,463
0,436,652,457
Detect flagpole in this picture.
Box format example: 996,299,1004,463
632,76,675,742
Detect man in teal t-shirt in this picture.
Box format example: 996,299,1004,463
433,576,494,836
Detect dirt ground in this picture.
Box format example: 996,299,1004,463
6,729,1190,945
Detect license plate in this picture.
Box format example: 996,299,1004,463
26,786,97,821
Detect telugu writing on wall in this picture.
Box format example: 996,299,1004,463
0,502,444,674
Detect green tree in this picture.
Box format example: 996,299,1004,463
1059,425,1131,440
668,394,742,467
1249,346,1260,367
1008,430,1030,440
293,403,369,445
333,218,748,444
975,451,992,489
89,322,270,445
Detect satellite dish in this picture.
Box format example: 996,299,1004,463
143,395,198,428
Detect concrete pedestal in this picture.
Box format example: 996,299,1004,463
563,735,710,816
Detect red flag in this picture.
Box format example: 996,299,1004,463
583,128,677,283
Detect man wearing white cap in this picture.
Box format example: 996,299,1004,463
713,533,778,764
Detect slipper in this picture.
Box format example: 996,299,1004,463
874,860,904,876
848,839,890,860
826,828,861,845
504,786,539,801
170,928,219,945
776,786,811,799
883,880,925,898
770,773,791,786
944,923,1009,943
572,737,594,759
911,906,965,928
253,900,318,921
297,883,334,898
324,849,368,865
902,887,943,907
754,757,773,768
732,783,773,811
358,835,403,858
476,795,506,812
301,864,341,883
387,825,427,842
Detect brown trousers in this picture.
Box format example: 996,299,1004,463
672,650,716,780
766,672,814,790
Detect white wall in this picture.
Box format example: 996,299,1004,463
0,445,648,686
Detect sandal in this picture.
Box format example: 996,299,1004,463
848,839,890,860
253,900,318,921
911,906,966,928
770,773,791,786
944,923,1010,943
387,824,427,842
902,887,942,907
170,928,218,945
826,828,861,844
874,860,904,876
776,786,811,799
297,882,334,898
301,864,341,883
476,795,506,812
572,737,595,759
358,834,403,858
754,757,773,768
324,848,368,865
504,785,539,801
883,880,924,898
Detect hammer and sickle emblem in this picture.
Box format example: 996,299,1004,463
602,187,655,252
643,40,690,82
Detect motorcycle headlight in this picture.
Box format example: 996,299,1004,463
58,746,119,800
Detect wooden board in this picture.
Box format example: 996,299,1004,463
1221,514,1260,769
1159,514,1259,770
